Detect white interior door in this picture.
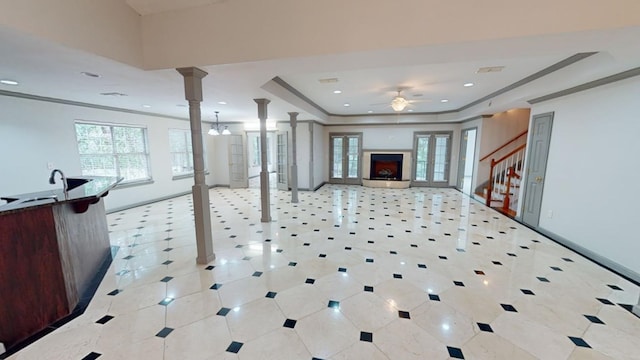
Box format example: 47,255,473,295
413,132,452,187
522,113,553,227
276,131,288,190
228,134,247,188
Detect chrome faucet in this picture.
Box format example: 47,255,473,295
49,169,68,199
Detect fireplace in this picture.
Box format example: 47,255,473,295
370,153,403,180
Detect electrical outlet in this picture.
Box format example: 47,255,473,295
547,210,553,218
47,162,54,170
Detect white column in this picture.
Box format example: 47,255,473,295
254,98,271,222
288,112,299,203
176,67,215,264
633,294,640,317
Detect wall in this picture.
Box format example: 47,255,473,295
529,76,640,278
0,95,214,212
322,123,462,186
312,122,325,189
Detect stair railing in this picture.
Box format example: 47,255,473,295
486,144,526,207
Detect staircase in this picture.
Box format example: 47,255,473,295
477,131,527,217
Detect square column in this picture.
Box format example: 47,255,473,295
288,112,299,203
255,98,271,223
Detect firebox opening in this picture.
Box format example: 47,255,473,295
370,154,403,180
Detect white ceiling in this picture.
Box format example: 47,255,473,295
1,20,639,124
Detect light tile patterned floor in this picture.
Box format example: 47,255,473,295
8,185,640,360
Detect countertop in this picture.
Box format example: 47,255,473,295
0,176,122,214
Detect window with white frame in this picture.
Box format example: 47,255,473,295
75,122,151,183
169,129,194,176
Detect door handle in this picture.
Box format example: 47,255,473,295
535,176,543,183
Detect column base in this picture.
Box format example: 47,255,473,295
196,253,216,265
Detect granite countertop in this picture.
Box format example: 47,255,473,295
0,176,123,214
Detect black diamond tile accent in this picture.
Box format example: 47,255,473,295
492,261,503,265
429,294,440,301
537,277,550,283
366,258,374,263
210,283,222,290
501,304,517,312
266,291,277,298
569,336,591,348
205,265,215,270
389,251,397,255
163,248,173,252
217,307,231,316
477,322,493,332
155,327,174,338
338,267,347,272
607,284,623,291
328,300,340,309
550,266,563,271
242,256,252,261
411,244,418,247
507,253,517,257
521,289,535,295
360,331,373,342
160,276,173,283
584,315,605,324
276,249,283,253
418,264,427,269
454,281,465,287
305,278,316,284
283,319,297,328
162,260,173,265
82,352,102,360
393,273,403,279
226,341,244,353
439,256,447,260
158,297,174,306
123,255,134,260
95,315,114,324
364,286,374,292
562,257,574,262
596,298,615,305
520,246,529,249
303,243,310,246
345,247,352,250
319,254,327,258
472,242,481,245
447,346,465,359
288,262,297,266
252,271,263,277
398,311,410,319
107,289,121,296
474,270,485,275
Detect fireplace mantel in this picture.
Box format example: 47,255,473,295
362,150,412,188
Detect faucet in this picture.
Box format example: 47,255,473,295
49,169,68,199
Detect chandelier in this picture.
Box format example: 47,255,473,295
208,111,231,136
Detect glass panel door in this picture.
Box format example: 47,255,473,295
330,133,362,184
412,132,452,187
276,131,288,191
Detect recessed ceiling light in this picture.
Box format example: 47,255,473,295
218,101,227,105
367,110,373,113
343,103,350,107
0,79,19,85
333,90,342,94
440,99,449,103
477,66,505,73
463,82,474,87
81,71,100,78
408,109,414,112
142,104,151,108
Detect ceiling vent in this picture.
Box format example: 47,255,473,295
318,77,339,84
477,66,505,73
100,92,128,97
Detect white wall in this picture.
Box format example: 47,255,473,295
323,123,462,186
530,77,640,278
0,95,214,212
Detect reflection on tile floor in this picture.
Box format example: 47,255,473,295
8,185,640,360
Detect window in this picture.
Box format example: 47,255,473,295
169,129,193,176
75,122,151,183
250,133,272,166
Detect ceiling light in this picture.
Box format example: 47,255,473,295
408,109,414,112
0,79,19,86
333,90,342,94
343,103,350,107
391,96,409,111
142,104,151,108
208,111,230,136
218,101,227,105
440,99,449,103
477,66,505,73
367,110,373,113
463,82,474,87
81,71,100,78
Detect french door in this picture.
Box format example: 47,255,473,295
276,131,288,190
329,133,362,184
412,131,452,187
228,134,248,188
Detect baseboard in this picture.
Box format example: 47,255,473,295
106,190,192,214
313,182,327,191
533,227,640,285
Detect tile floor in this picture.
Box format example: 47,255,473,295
7,185,640,360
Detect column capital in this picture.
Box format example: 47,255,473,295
288,112,299,127
254,98,271,119
177,67,208,102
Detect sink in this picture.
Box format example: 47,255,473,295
66,178,91,191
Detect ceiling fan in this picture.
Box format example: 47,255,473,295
391,89,410,111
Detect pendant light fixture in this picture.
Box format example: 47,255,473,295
208,111,231,136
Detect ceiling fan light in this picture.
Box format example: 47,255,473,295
222,127,231,135
391,96,409,111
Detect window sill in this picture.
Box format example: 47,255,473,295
115,179,154,189
172,171,210,181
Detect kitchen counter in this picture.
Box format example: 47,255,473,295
0,175,121,352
